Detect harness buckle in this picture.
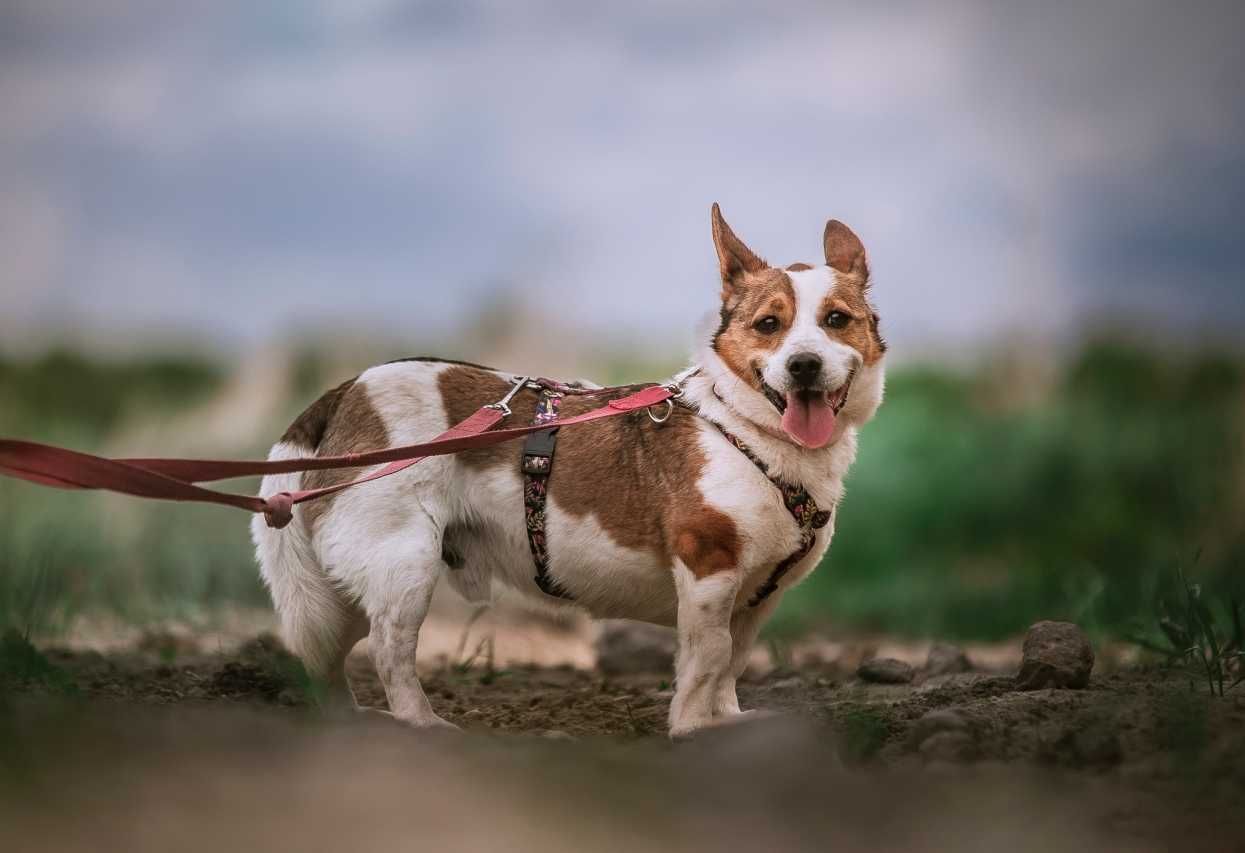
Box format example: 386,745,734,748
484,375,530,418
521,427,559,474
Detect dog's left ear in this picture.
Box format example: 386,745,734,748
711,203,766,299
823,220,868,280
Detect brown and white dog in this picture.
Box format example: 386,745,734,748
251,205,886,736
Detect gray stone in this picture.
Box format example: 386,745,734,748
1016,621,1094,690
856,657,915,684
919,731,979,763
538,729,577,742
924,643,972,676
910,708,970,746
595,620,676,676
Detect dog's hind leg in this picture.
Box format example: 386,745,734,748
252,505,368,713
356,517,458,730
668,563,742,738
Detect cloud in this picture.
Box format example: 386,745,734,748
1,0,1241,355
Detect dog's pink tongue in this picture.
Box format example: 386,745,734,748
782,392,836,448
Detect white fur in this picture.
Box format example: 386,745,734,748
251,265,885,737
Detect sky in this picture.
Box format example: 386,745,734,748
1,0,1242,359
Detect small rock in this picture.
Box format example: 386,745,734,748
919,731,978,763
910,708,970,746
924,643,972,676
595,620,676,676
1016,621,1094,690
857,657,915,684
538,729,577,742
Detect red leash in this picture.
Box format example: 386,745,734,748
0,383,674,530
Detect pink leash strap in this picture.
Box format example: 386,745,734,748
0,384,674,529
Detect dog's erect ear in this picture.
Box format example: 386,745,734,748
711,203,765,297
823,219,868,279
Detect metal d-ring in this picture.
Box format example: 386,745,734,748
647,398,674,424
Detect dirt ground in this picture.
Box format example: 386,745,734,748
3,623,1244,852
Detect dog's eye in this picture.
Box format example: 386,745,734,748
825,311,851,329
753,316,780,334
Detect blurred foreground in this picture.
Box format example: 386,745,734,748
3,627,1243,853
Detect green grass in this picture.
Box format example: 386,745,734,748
1129,563,1243,696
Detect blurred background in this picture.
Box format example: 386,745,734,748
2,0,1242,644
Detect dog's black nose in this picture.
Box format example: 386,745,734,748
786,352,823,388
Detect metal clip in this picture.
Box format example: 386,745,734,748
485,375,530,418
664,364,699,399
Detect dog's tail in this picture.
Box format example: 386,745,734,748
250,381,359,676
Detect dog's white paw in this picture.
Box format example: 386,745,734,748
669,708,777,741
356,707,462,732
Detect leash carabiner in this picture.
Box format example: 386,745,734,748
485,375,530,418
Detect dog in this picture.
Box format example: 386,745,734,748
251,204,886,736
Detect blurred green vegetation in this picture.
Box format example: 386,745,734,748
1,343,1242,641
0,350,265,631
780,342,1245,640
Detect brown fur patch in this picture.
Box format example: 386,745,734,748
280,379,354,449
298,380,392,531
711,203,767,301
437,366,740,578
822,275,886,366
786,262,813,272
711,268,797,391
674,509,742,578
823,219,869,278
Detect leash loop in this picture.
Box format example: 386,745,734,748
263,492,295,529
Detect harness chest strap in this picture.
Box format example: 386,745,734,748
678,402,834,607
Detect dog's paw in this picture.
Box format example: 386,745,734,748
669,708,778,741
355,707,463,732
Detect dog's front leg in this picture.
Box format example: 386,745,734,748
713,593,782,717
668,563,741,738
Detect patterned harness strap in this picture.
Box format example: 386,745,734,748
683,406,833,607
521,389,573,599
721,428,833,606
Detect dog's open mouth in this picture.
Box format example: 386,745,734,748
756,367,855,449
754,368,788,413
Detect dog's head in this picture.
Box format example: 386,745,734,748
703,203,886,449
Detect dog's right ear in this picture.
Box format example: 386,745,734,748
711,203,765,300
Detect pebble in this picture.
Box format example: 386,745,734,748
919,731,978,763
538,729,577,742
1015,621,1094,690
595,620,676,676
924,643,972,676
910,708,970,746
857,657,915,684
